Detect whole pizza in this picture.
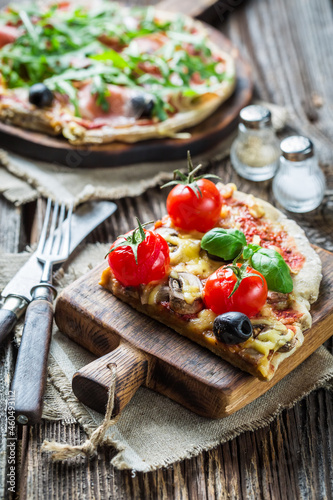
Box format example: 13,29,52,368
0,1,236,145
100,155,322,381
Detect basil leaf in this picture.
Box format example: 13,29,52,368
251,248,293,293
242,244,260,260
201,228,247,261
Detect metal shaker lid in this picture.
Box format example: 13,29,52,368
280,136,314,161
239,105,272,129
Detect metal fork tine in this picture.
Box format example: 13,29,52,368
37,198,52,254
61,203,73,256
44,200,59,255
53,203,66,255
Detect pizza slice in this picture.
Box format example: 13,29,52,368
100,161,322,381
0,1,236,145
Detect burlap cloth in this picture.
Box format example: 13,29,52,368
1,246,333,472
0,102,288,206
1,101,332,471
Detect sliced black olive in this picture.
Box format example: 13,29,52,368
131,94,155,118
213,312,253,344
205,251,225,262
29,83,54,108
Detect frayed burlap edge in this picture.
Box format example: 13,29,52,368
46,355,127,456
0,100,289,207
46,346,333,472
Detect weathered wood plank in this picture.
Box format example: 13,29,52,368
0,197,23,500
7,0,333,498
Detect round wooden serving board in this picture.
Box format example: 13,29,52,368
0,26,252,168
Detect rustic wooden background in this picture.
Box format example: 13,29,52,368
1,0,333,498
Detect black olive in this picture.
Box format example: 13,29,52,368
213,312,253,344
29,83,54,108
206,251,225,262
131,94,155,118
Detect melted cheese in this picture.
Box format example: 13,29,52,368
188,309,217,334
163,231,220,278
183,284,201,304
244,326,294,358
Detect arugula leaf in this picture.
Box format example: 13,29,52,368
91,75,110,112
19,10,39,45
51,80,80,117
90,49,128,69
151,94,168,121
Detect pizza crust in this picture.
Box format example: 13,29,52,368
232,188,322,306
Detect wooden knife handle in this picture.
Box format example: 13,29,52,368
0,308,17,345
72,342,148,417
11,299,53,425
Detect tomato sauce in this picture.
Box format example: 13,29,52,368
160,301,200,321
274,309,303,325
223,198,305,272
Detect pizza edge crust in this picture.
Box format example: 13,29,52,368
0,9,236,145
232,188,322,306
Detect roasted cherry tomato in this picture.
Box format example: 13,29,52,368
107,219,170,287
167,179,222,233
203,263,268,318
162,152,222,233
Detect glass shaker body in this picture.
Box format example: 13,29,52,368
231,123,280,181
273,136,326,213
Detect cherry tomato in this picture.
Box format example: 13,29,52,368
203,264,268,318
166,179,222,233
108,229,170,287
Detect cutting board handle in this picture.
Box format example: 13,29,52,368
72,341,148,416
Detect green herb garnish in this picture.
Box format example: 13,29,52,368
201,230,294,294
0,1,232,119
201,228,247,261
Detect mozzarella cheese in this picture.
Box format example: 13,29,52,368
163,231,221,279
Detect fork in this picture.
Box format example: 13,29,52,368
11,199,73,425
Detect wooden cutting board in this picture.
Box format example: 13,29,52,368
54,246,333,419
0,22,252,167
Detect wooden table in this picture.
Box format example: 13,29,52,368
1,0,333,498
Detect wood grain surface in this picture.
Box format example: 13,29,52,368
0,29,252,167
56,246,333,419
0,0,333,498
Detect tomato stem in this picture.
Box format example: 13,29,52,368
225,262,265,299
161,150,220,198
105,218,154,264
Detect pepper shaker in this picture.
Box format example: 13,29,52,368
230,105,280,181
272,136,326,213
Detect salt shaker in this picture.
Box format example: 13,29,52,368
273,136,326,213
230,105,280,181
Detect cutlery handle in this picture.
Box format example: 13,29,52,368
0,295,28,344
0,309,17,344
11,296,53,425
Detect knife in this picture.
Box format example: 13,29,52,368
0,200,117,345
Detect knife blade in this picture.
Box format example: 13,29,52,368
0,200,117,344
